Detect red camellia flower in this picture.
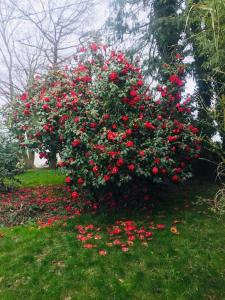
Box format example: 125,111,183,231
145,122,156,130
137,79,143,86
169,74,178,84
128,235,136,241
56,102,62,108
23,109,30,116
103,174,110,182
174,167,182,174
42,104,49,110
154,158,160,164
172,175,180,183
25,103,31,109
43,125,49,132
139,150,145,156
107,130,118,141
112,166,119,174
188,125,199,134
175,53,182,60
121,115,129,122
74,117,80,123
103,114,110,120
93,166,99,173
90,122,97,128
168,136,177,142
117,158,124,166
20,92,28,101
77,177,84,185
109,72,119,82
152,166,159,175
71,139,81,147
130,90,137,97
65,176,72,183
125,129,132,135
126,141,134,147
89,43,98,51
88,159,94,165
128,164,135,171
169,74,184,86
71,191,79,199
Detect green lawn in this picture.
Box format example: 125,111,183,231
0,169,225,300
17,168,65,187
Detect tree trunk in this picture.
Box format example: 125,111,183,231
153,0,181,65
23,150,35,169
48,151,57,169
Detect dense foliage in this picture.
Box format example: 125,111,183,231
187,0,225,150
12,45,200,200
10,71,74,169
105,0,184,77
0,133,23,191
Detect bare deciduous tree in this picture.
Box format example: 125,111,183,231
0,0,19,103
0,0,45,103
10,0,97,66
0,0,99,104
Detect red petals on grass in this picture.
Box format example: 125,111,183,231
98,249,107,256
121,247,129,252
75,219,158,255
113,239,121,245
0,185,84,227
156,223,166,230
109,227,122,235
83,243,96,249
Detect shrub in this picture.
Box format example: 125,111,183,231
12,44,201,201
10,70,75,169
58,46,201,199
0,133,23,191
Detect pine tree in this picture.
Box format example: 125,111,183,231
105,0,183,79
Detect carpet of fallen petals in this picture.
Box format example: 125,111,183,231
0,185,80,226
0,185,187,254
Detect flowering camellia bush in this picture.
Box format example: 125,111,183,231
11,70,77,168
12,44,201,201
59,46,201,200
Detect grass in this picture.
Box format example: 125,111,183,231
0,169,225,300
17,168,65,187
